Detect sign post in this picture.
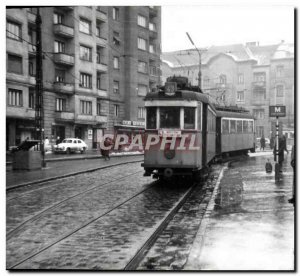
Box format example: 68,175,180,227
269,106,286,179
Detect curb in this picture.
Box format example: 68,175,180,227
6,159,143,191
6,153,143,166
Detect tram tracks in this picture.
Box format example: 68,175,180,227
7,165,225,270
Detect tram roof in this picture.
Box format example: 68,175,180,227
144,90,216,110
216,110,255,119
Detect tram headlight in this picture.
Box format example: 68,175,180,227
164,144,175,159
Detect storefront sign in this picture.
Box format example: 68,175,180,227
122,120,132,126
121,120,145,127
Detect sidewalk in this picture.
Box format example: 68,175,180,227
6,153,143,190
185,153,294,270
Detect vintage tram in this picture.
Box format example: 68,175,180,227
142,76,255,180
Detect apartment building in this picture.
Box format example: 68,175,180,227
162,42,294,138
6,6,161,150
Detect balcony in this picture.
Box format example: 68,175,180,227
53,82,75,94
28,76,36,86
96,36,107,47
7,106,35,119
53,24,74,38
28,43,36,56
252,81,266,87
55,111,75,122
95,89,108,98
96,10,107,22
75,114,95,125
95,114,107,123
53,53,74,66
27,11,36,23
96,62,107,72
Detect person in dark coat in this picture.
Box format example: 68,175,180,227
101,137,113,161
270,136,274,150
260,136,266,151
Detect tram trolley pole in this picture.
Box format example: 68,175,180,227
269,105,286,179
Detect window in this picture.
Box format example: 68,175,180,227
97,99,101,115
238,74,244,84
146,107,156,129
138,61,147,73
7,54,22,74
253,72,266,82
222,119,229,134
149,44,155,53
184,107,195,129
230,120,236,133
237,91,244,102
29,61,34,76
236,120,243,133
137,84,148,96
79,18,91,34
55,69,65,82
114,104,119,117
160,107,180,129
8,89,22,106
53,13,63,24
80,45,92,61
7,21,21,40
113,81,119,93
276,65,284,78
248,121,254,133
29,90,35,109
96,25,100,37
113,7,119,20
54,40,65,53
149,22,156,31
219,74,226,84
138,107,146,119
80,73,92,88
253,109,265,119
138,37,147,50
137,15,147,27
56,98,66,111
80,100,92,114
243,120,249,133
113,56,119,69
276,85,284,97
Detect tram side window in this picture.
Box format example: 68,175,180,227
237,120,243,133
146,107,157,129
207,110,216,132
222,119,229,134
248,121,253,133
230,120,236,133
243,120,249,133
184,107,195,129
160,107,180,129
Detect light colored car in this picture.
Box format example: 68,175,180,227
54,138,88,154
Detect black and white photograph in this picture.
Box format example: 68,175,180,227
5,0,296,271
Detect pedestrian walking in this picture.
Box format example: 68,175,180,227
56,136,61,145
44,136,50,152
101,137,113,161
270,136,274,150
260,136,266,151
288,145,295,205
283,134,289,154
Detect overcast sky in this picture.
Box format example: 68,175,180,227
161,5,294,52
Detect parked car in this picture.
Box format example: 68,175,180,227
256,137,270,149
54,138,88,154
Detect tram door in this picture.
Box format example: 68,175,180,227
216,117,222,155
202,103,207,167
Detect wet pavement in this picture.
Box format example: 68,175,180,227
6,154,143,189
185,152,294,270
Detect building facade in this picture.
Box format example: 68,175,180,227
6,6,161,150
162,42,294,139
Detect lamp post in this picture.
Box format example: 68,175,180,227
186,32,202,90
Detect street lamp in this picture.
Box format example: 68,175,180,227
186,32,202,90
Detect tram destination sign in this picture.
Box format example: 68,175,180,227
269,105,286,117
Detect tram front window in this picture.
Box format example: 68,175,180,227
146,107,157,129
160,107,180,129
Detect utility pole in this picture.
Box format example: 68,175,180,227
186,32,202,90
35,8,46,167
